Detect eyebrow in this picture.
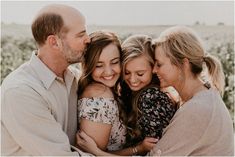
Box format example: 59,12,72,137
76,30,86,36
97,57,120,64
125,69,147,73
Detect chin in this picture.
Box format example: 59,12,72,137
129,86,142,91
103,82,116,88
103,79,118,88
160,83,169,88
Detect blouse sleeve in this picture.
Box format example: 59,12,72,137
78,98,118,125
137,87,176,139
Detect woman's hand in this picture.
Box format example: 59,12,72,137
76,131,99,155
137,137,158,154
162,86,180,105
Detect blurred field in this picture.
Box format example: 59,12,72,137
1,23,234,121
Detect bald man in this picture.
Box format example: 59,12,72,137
1,4,90,156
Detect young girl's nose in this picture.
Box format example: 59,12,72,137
104,66,113,75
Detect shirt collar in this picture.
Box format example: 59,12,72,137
64,67,76,95
29,51,77,91
29,51,57,89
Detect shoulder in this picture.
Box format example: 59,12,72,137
140,86,169,101
138,86,176,112
81,83,114,99
185,88,223,116
78,83,117,115
78,97,118,124
178,89,219,123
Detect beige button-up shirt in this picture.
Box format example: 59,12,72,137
1,52,84,156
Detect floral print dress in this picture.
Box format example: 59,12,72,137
78,97,126,151
126,87,177,146
138,87,176,139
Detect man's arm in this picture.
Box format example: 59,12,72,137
1,85,79,156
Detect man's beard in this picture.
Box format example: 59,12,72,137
66,51,83,64
61,41,85,64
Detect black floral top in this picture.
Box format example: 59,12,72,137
128,87,176,145
78,97,126,151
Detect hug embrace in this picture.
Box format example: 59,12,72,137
1,4,234,156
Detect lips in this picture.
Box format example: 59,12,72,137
103,75,114,80
156,75,163,81
130,82,140,87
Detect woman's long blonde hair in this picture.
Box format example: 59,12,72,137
154,26,225,96
120,35,160,143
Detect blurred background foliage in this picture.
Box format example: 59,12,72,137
1,24,234,123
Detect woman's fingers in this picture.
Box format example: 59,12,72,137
144,137,159,143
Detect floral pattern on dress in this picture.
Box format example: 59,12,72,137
137,87,176,140
78,97,126,151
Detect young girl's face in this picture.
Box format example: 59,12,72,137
92,43,121,87
124,55,152,91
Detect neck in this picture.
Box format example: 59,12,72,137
37,49,69,79
176,78,206,104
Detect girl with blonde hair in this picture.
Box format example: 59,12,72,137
150,26,233,156
120,34,176,149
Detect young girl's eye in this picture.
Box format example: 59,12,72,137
111,60,120,65
137,73,144,76
96,64,103,68
155,62,161,67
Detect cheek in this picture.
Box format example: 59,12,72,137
158,67,166,76
69,38,82,48
141,74,152,85
113,64,121,75
123,75,129,82
91,69,102,80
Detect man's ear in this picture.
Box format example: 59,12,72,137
47,35,60,49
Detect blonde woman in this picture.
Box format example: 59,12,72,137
150,26,234,156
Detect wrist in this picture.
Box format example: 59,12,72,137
94,148,103,156
132,146,138,155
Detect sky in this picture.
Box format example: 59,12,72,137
1,1,234,26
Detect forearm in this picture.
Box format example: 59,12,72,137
110,145,145,156
91,148,114,156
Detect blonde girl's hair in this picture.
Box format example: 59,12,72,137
120,35,160,142
121,34,154,75
153,26,225,96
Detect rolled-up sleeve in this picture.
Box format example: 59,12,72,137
2,85,79,156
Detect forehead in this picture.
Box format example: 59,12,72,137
99,44,120,61
155,46,167,60
63,13,86,34
125,55,151,70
